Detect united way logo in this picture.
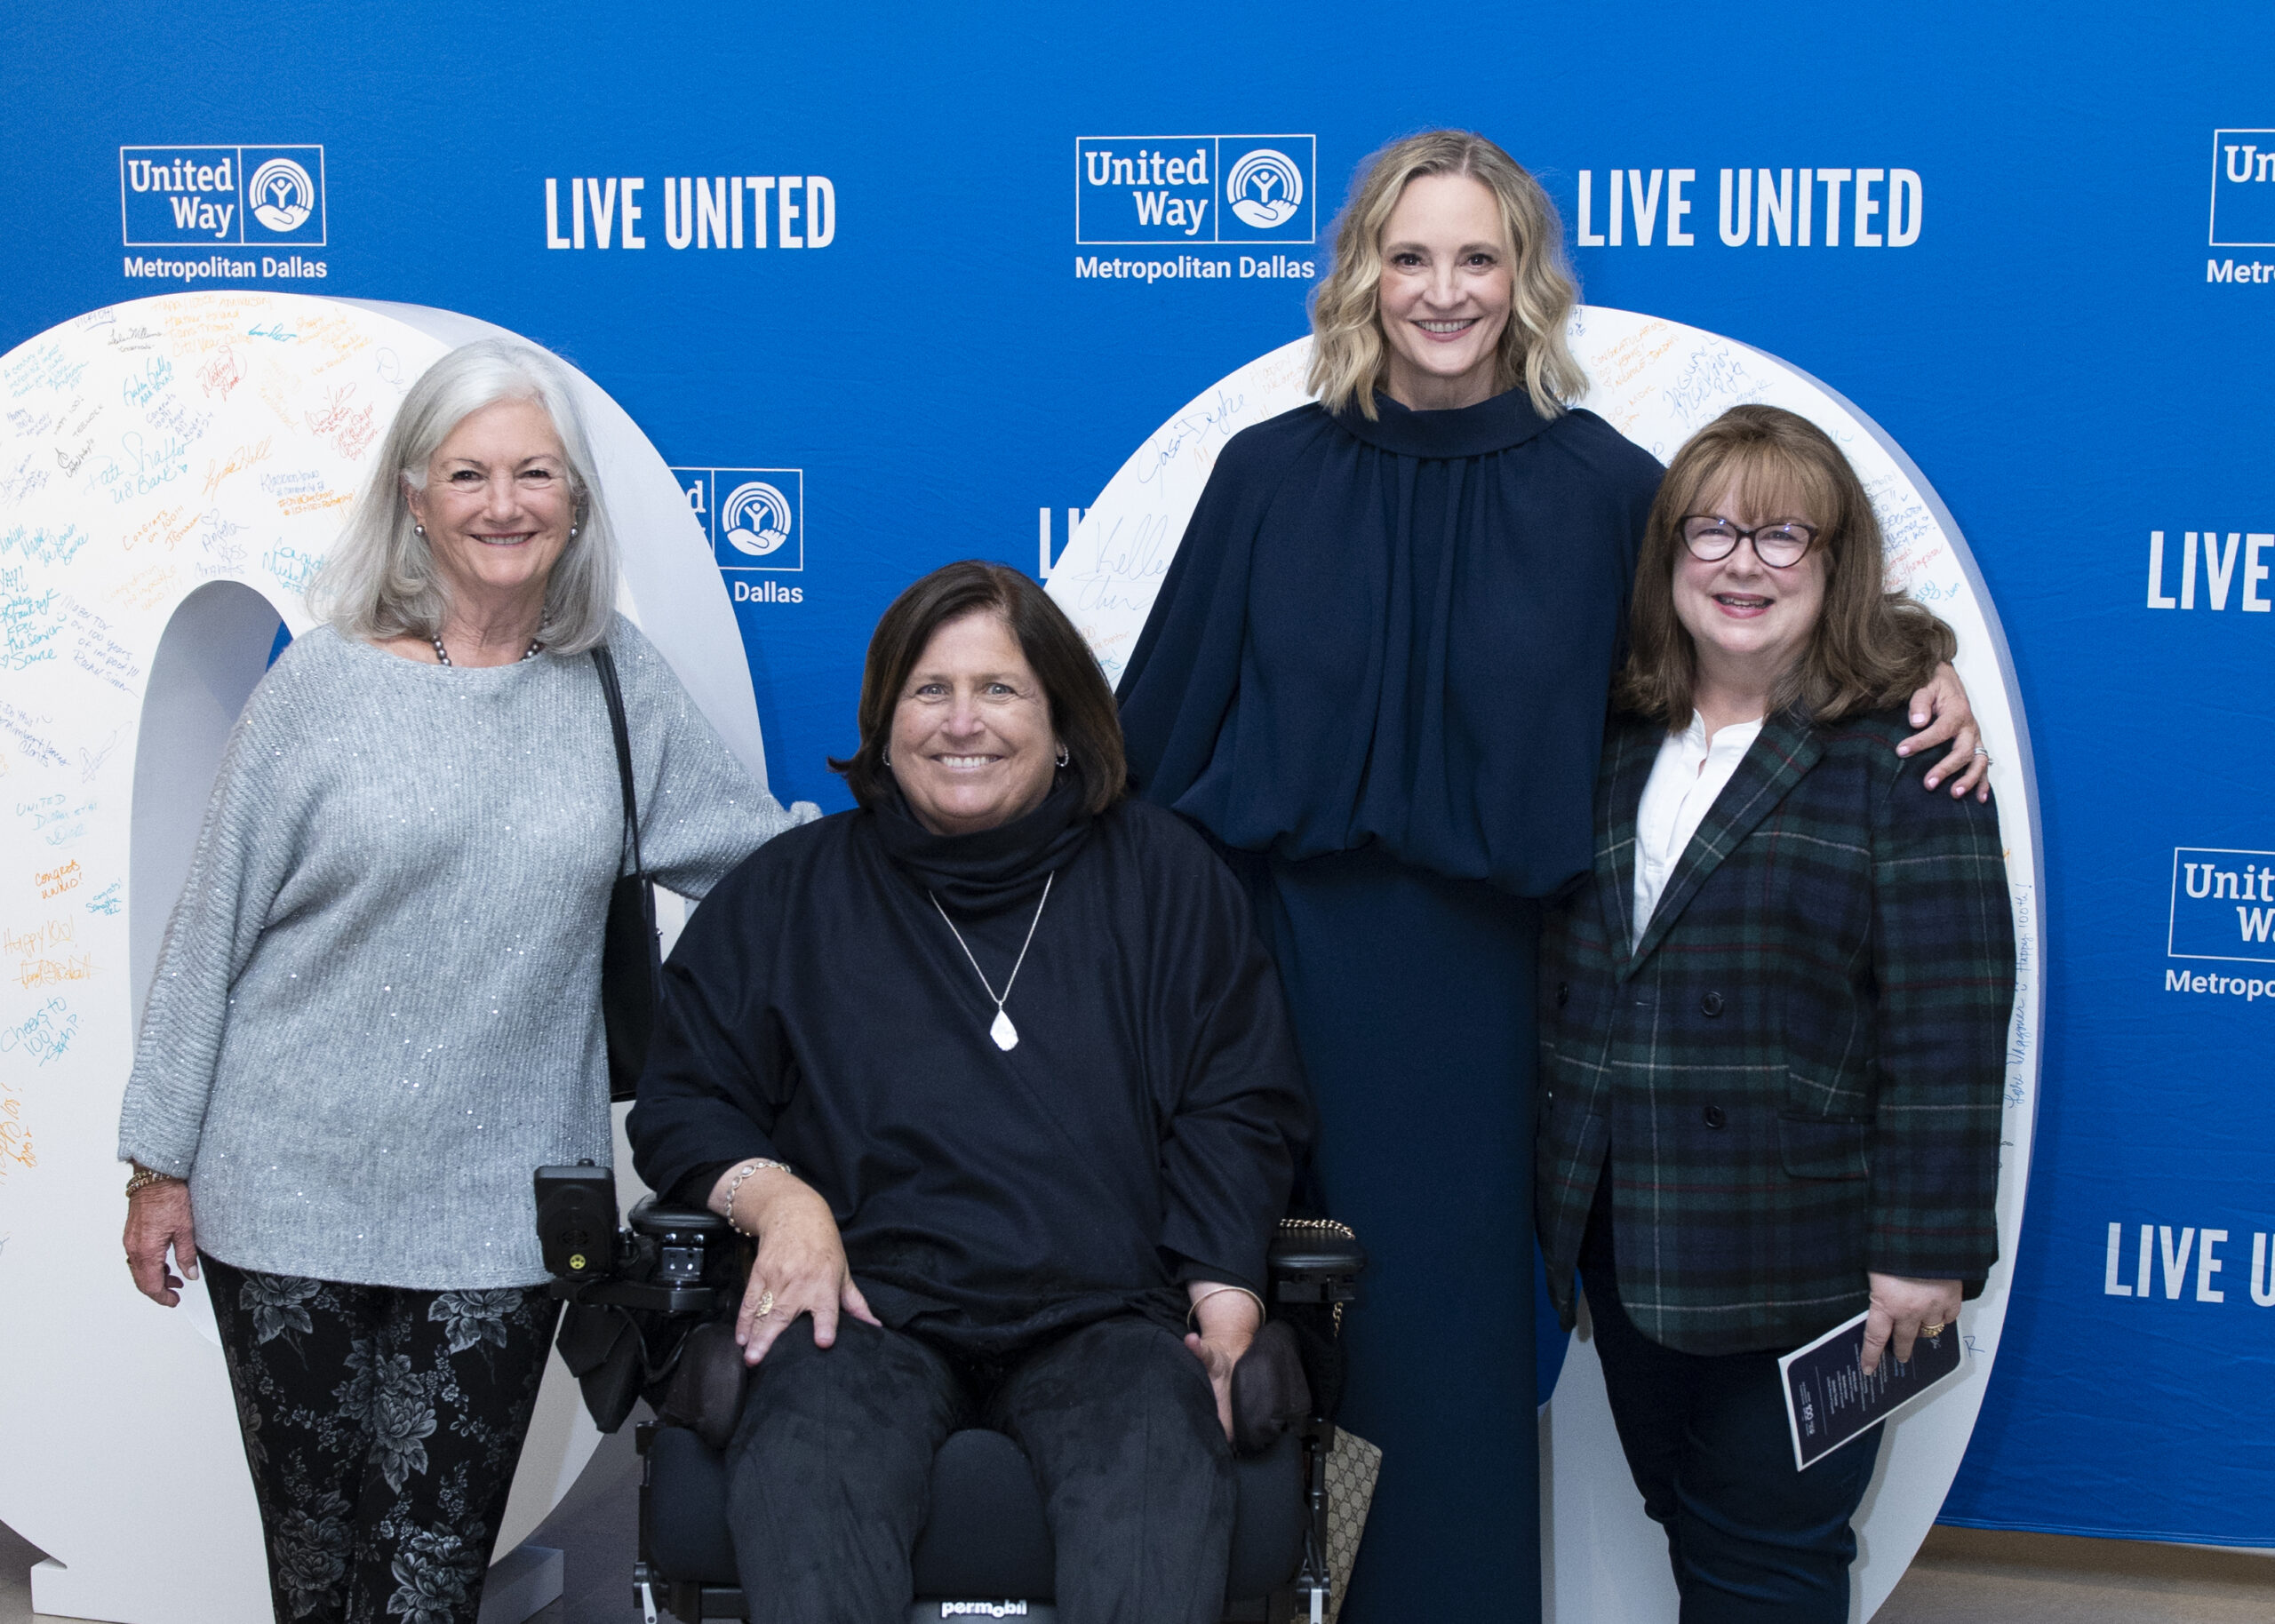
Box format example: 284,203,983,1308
721,480,794,556
119,145,327,246
1075,135,1315,244
247,156,317,231
676,467,802,573
1225,147,1304,229
2209,130,2275,247
2167,847,2275,963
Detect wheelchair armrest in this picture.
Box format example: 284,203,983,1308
1268,1217,1365,1308
628,1196,730,1240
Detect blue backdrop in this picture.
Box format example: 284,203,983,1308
5,1,2271,1546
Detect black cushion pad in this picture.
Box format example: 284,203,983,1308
911,1429,1056,1597
1222,1429,1305,1602
644,1424,739,1586
644,1424,1305,1603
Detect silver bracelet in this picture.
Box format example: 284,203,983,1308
720,1158,794,1238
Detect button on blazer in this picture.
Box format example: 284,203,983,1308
1537,705,2017,1357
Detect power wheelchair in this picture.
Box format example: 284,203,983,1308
533,1166,1366,1624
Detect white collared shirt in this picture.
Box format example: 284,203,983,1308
1632,712,1765,950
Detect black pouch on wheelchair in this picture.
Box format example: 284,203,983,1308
556,1300,652,1434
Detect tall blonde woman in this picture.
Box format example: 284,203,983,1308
118,338,812,1624
1116,131,1987,1620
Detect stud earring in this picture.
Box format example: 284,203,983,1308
413,523,426,537
569,525,579,538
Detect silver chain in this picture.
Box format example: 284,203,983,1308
930,872,1053,1024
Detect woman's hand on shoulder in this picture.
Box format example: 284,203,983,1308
1183,1281,1263,1441
1862,1271,1962,1375
718,1166,880,1367
1896,663,1992,803
123,1175,199,1306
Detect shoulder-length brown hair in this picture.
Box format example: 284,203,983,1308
1307,129,1587,422
830,561,1127,816
1616,404,1956,729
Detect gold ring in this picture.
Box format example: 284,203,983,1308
1921,1321,1947,1337
752,1288,776,1320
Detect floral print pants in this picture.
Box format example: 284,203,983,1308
204,1257,563,1624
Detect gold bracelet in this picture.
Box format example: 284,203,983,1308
124,1164,184,1198
1186,1284,1266,1329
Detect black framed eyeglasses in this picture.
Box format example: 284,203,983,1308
1679,515,1819,569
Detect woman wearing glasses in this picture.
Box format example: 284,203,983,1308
1117,130,1990,1620
1536,405,2016,1620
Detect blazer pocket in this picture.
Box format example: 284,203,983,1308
1783,1056,1874,1122
1778,1115,1872,1181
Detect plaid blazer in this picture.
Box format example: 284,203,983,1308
1536,705,2016,1356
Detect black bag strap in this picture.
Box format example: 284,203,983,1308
592,645,646,880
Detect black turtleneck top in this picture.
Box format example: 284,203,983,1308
1117,389,1664,897
627,782,1313,1355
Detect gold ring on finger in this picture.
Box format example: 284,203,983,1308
753,1288,776,1320
1922,1321,1947,1337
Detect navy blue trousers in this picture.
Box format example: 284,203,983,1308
1581,1206,1882,1622
1257,846,1542,1623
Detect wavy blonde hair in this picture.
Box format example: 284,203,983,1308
311,338,620,655
1308,130,1586,421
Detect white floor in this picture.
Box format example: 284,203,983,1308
7,1502,2273,1623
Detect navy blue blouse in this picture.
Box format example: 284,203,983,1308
1118,387,1664,897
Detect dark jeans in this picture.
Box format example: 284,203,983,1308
725,1312,1235,1624
1581,1209,1881,1624
204,1256,561,1624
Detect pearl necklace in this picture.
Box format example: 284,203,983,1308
431,636,542,666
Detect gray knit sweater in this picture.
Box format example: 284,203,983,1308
117,617,815,1289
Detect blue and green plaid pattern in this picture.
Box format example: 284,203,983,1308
1537,707,2016,1356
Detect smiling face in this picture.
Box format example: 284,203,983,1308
403,395,577,609
1376,171,1516,411
889,609,1060,837
1672,476,1828,709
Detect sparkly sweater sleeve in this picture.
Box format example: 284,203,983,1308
116,654,311,1178
609,618,818,901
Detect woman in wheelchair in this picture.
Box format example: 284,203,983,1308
627,560,1313,1624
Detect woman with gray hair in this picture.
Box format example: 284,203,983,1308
116,338,812,1623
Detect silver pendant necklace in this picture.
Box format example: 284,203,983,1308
929,872,1053,1052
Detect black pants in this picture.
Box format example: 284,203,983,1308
1580,1206,1882,1624
726,1312,1235,1624
204,1256,561,1624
